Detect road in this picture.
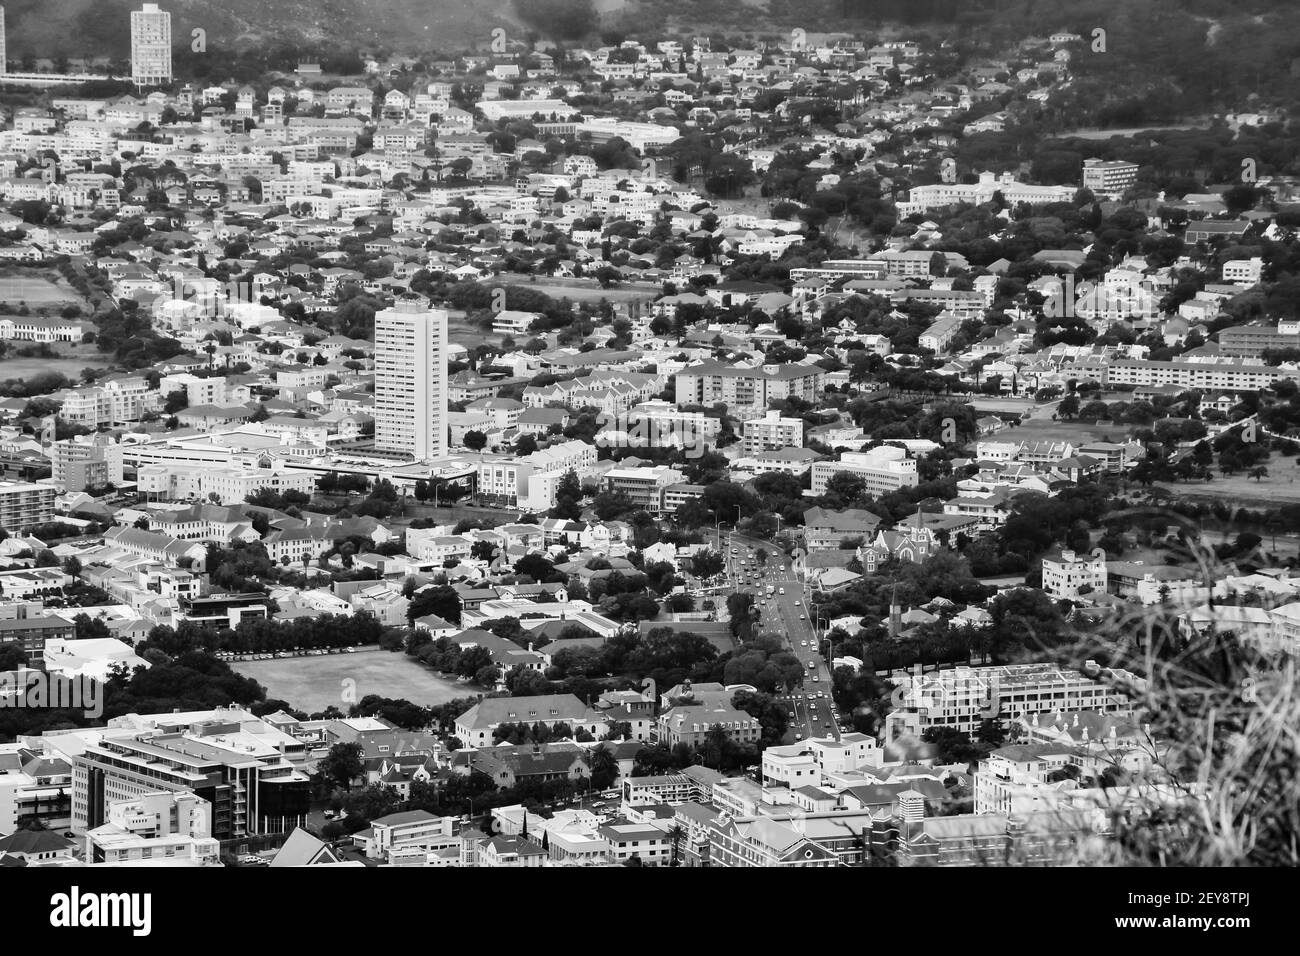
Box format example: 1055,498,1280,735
707,529,843,744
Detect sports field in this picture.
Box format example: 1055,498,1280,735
233,649,470,712
0,273,84,305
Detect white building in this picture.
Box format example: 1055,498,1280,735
85,791,219,865
742,410,803,454
373,299,449,461
130,4,173,88
884,663,1140,741
1041,549,1108,600
810,446,919,496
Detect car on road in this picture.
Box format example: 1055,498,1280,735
799,640,806,647
813,676,819,682
794,600,801,606
799,614,805,620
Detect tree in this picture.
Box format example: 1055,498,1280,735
551,469,583,520
318,742,364,790
463,430,488,451
823,471,868,507
1249,466,1269,482
407,585,462,625
457,646,494,679
73,614,111,641
732,689,789,747
589,744,619,790
691,550,725,579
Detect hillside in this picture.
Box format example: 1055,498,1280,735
1,0,518,60
6,0,1300,62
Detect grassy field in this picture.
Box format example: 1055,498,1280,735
0,357,111,381
1004,417,1131,445
233,648,471,712
528,279,659,306
0,343,112,382
1155,451,1300,506
1056,124,1205,140
0,273,83,305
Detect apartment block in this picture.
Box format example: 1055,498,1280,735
884,663,1140,741
0,480,56,529
742,410,804,454
130,4,173,87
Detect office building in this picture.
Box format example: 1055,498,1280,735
0,6,7,76
1081,158,1139,199
373,299,449,461
809,447,919,496
131,4,173,88
73,722,311,841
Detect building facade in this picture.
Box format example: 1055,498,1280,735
373,300,449,461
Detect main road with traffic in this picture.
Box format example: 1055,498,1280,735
706,528,843,743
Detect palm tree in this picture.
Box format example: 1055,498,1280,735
668,823,684,866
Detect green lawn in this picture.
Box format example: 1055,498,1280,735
233,649,471,712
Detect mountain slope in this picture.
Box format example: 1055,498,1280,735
2,0,519,59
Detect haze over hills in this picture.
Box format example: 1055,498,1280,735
3,0,1299,67
1,0,518,59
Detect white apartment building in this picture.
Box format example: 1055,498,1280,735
1222,257,1264,285
85,790,220,865
364,811,456,859
810,732,883,774
761,743,822,789
373,300,449,461
884,663,1140,741
742,410,803,454
492,310,541,336
477,440,598,508
1041,549,1108,600
0,481,57,529
1070,357,1290,392
131,4,173,87
48,435,125,492
58,377,160,427
810,446,919,496
973,745,1079,815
